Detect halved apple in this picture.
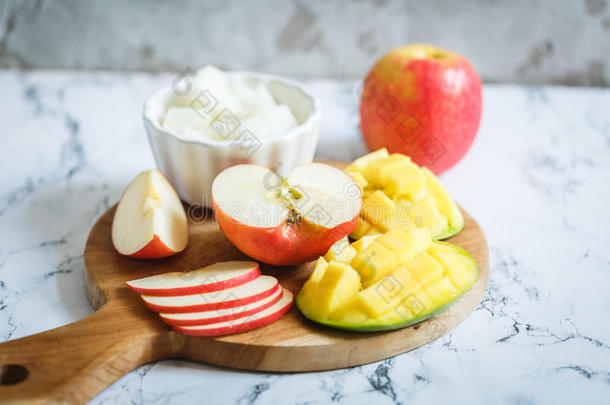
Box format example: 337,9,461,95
172,289,293,336
112,169,188,259
141,275,279,313
211,163,362,266
126,261,260,296
159,287,283,326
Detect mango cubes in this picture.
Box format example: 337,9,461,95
345,149,464,240
296,229,478,332
297,259,361,320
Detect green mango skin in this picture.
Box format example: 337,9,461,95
296,241,477,332
433,215,465,240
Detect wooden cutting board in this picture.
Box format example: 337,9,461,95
0,163,488,404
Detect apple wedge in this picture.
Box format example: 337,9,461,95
172,289,293,336
112,169,188,259
159,286,283,326
141,275,279,313
126,261,260,296
212,163,362,266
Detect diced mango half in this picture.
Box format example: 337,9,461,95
406,196,447,237
383,164,426,200
344,149,463,240
346,170,368,189
328,296,368,324
362,154,412,184
424,276,459,305
350,217,383,239
345,148,389,173
421,167,464,235
297,260,361,319
351,241,396,287
355,266,421,317
361,190,396,225
324,237,357,263
407,289,437,317
376,228,431,264
296,228,478,332
378,201,417,232
350,234,381,252
404,251,443,285
428,241,458,253
430,246,478,290
309,257,328,283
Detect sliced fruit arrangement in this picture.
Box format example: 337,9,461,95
296,229,477,331
112,169,189,259
126,261,260,296
212,162,362,266
160,287,283,326
173,291,294,336
141,275,279,313
126,261,293,336
345,148,464,240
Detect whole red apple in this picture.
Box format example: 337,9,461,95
360,44,482,174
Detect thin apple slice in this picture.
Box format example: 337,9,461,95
112,169,188,259
159,287,284,326
212,163,362,266
126,261,260,296
141,275,279,313
173,289,293,336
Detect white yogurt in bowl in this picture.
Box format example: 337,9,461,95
143,66,321,207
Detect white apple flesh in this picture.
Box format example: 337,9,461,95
159,286,283,326
126,261,260,296
172,289,293,336
141,275,279,313
212,163,362,266
112,169,188,259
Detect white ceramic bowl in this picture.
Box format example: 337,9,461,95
143,72,321,207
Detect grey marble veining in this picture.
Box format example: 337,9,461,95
0,70,609,404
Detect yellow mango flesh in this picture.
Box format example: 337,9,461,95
350,217,383,239
421,167,464,233
376,228,431,264
297,257,328,306
297,229,478,331
345,148,389,173
310,257,328,283
383,164,426,200
406,196,447,237
424,276,459,305
430,249,478,290
361,190,396,224
404,251,443,285
344,149,463,240
362,154,412,184
297,260,361,320
378,201,417,232
346,170,368,189
356,266,421,317
351,241,396,288
324,236,357,263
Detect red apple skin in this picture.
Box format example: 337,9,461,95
213,199,359,266
172,298,293,336
125,266,260,296
159,289,283,326
360,44,482,174
142,283,280,313
125,234,179,259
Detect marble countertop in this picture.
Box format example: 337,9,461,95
1,70,609,404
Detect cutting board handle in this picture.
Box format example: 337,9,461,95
0,303,168,404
